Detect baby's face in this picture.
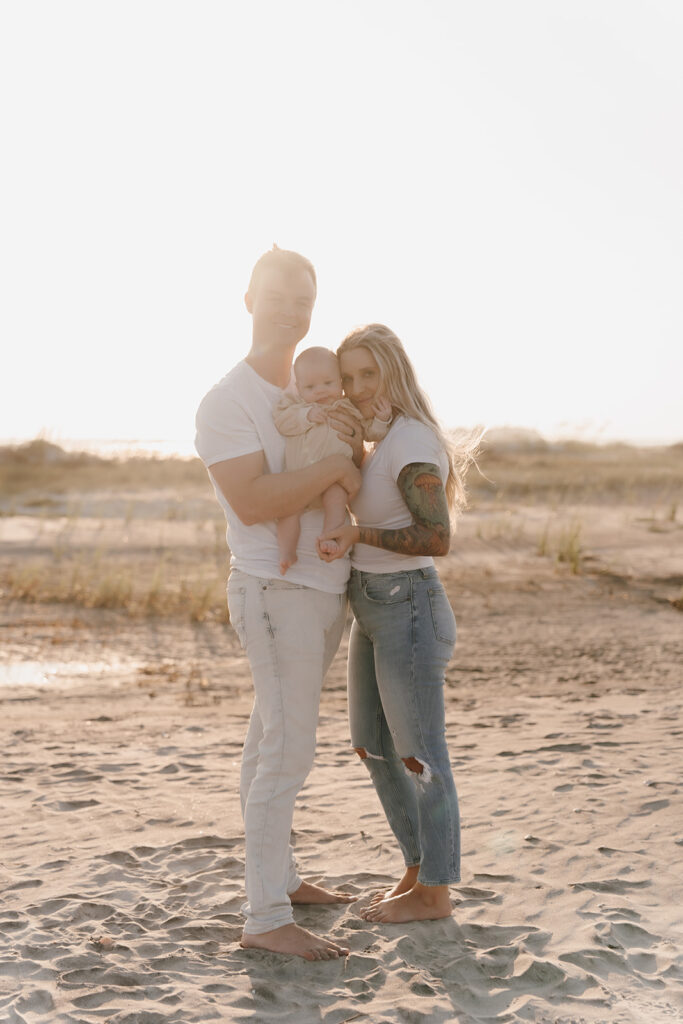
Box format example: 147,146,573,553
295,357,343,406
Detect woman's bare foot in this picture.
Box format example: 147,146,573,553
361,882,451,923
241,923,349,961
369,866,419,906
289,880,356,904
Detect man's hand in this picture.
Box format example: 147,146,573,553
327,406,364,465
317,524,360,562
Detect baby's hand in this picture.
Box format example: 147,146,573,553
372,397,393,422
307,406,327,424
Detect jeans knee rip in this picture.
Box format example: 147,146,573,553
402,757,433,783
353,747,385,762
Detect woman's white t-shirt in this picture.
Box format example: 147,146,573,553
350,415,449,573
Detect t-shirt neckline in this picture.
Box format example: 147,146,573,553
240,359,286,396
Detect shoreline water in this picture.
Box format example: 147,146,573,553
0,437,199,459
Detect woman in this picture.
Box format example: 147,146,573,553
318,324,478,924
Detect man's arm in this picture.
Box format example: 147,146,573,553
210,451,361,526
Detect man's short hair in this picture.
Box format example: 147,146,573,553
247,244,317,298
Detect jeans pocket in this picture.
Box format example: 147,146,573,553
362,573,411,605
227,582,247,649
428,586,456,645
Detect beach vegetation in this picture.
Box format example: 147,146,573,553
0,544,229,622
535,518,583,573
1,436,682,621
2,437,683,509
556,520,583,574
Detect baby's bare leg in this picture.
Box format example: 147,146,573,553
318,483,348,555
277,514,301,575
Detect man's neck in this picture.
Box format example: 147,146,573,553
245,343,296,389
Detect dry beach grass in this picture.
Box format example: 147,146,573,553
1,437,682,1023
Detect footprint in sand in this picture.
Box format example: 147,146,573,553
49,798,100,811
7,879,42,892
635,798,670,815
12,989,55,1016
454,886,502,905
560,946,628,980
597,919,660,950
571,878,650,894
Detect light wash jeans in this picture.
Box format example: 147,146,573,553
348,566,460,886
227,569,347,934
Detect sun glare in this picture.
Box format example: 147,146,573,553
2,1,682,449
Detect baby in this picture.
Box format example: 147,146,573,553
273,346,391,574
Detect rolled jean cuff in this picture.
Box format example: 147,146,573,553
241,907,295,935
417,873,461,886
286,873,304,897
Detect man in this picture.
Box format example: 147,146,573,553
195,246,361,961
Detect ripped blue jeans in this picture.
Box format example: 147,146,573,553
348,566,460,886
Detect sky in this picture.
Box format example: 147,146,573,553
2,0,682,452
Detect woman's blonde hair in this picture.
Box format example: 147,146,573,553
337,323,480,516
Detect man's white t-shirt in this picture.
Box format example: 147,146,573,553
350,415,449,573
195,360,350,594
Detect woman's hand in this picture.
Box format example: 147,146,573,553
327,407,364,465
316,524,360,562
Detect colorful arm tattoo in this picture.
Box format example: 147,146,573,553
357,462,451,556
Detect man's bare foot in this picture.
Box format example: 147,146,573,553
369,866,419,906
279,552,297,575
240,923,349,961
361,883,451,923
289,880,356,905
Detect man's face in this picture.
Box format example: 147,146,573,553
246,266,316,349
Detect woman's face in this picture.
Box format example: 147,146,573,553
339,347,384,417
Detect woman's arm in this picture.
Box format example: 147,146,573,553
362,462,450,555
317,462,450,561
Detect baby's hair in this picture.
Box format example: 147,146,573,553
293,347,339,377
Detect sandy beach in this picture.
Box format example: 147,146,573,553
2,444,683,1023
